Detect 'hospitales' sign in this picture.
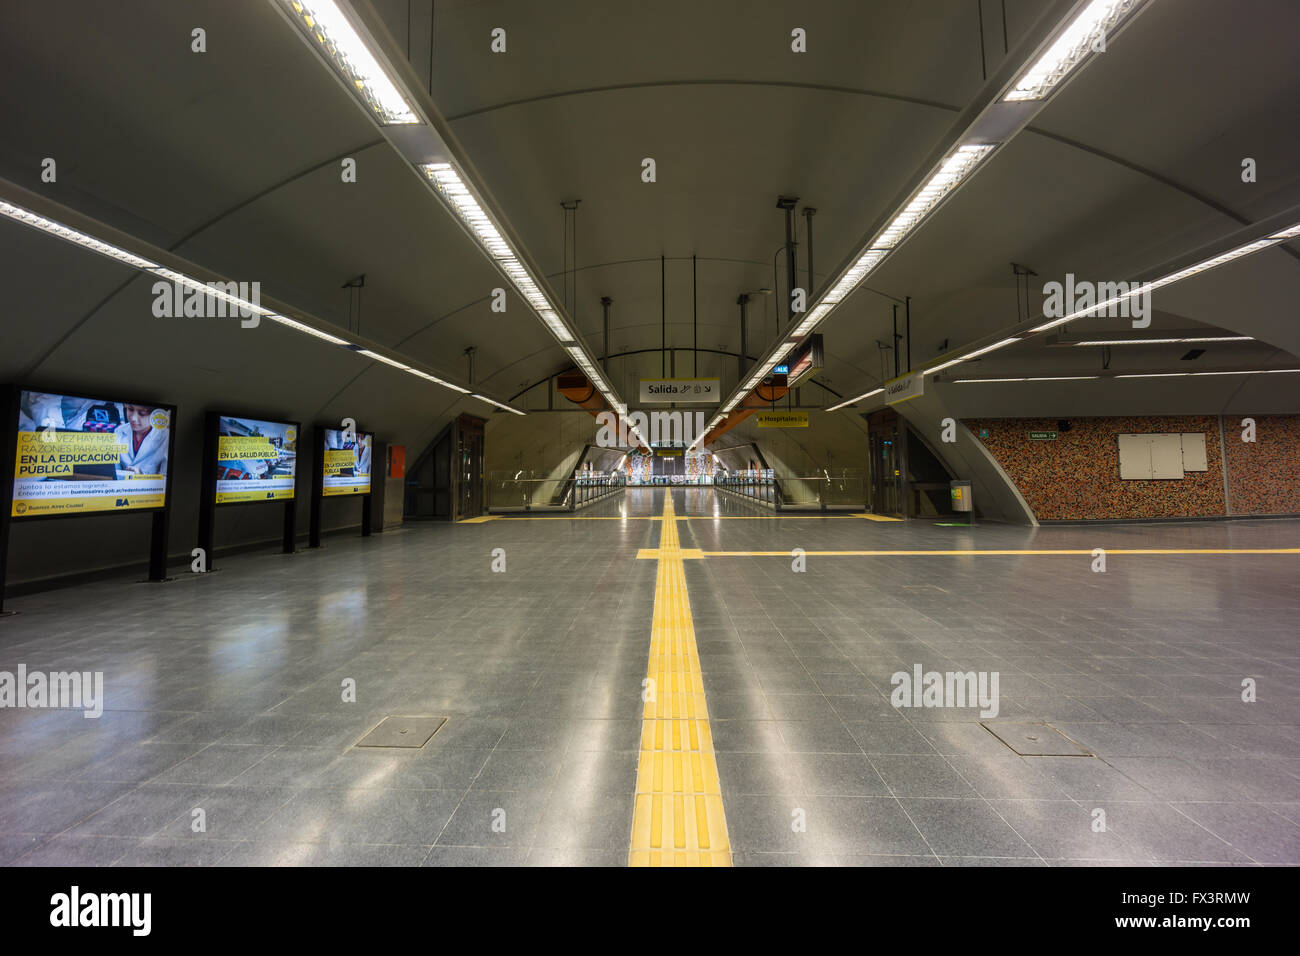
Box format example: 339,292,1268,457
884,372,924,405
639,379,720,403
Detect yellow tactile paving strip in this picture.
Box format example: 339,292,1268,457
629,492,731,867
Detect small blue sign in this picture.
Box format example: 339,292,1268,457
773,365,789,375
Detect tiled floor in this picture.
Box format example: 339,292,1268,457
1,488,1297,866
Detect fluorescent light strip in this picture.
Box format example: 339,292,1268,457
952,376,1099,383
1116,369,1300,379
356,348,412,371
926,337,1022,376
873,146,995,249
264,313,352,346
2,196,514,410
727,143,998,413
912,221,1300,381
749,7,1159,417
421,163,579,345
1072,336,1252,346
422,161,621,405
0,200,159,270
471,393,526,415
409,369,470,393
280,0,418,125
280,4,621,411
1005,0,1143,102
149,267,277,319
826,387,885,412
1028,232,1297,338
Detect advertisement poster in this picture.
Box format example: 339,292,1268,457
12,389,170,517
215,416,298,503
321,428,372,497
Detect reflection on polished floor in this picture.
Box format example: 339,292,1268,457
1,488,1297,866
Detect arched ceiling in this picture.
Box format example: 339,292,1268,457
1,0,1297,456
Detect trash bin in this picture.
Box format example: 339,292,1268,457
950,480,972,520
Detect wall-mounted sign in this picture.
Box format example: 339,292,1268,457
755,411,809,428
654,448,683,457
772,365,790,375
639,378,720,403
884,372,924,405
1028,431,1057,441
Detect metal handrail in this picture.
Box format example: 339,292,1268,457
488,473,626,512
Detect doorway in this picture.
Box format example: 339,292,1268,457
456,414,485,519
867,409,904,517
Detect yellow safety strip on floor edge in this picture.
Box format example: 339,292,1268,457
629,492,731,867
457,515,500,523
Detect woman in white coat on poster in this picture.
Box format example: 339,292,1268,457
114,405,169,478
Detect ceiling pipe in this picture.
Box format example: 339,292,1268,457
600,296,612,369
803,206,816,300
737,293,749,385
556,370,650,453
777,196,799,328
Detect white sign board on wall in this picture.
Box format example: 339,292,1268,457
639,379,720,403
1118,432,1207,479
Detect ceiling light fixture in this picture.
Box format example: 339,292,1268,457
278,0,419,125
1004,0,1146,102
717,144,998,418
1115,369,1300,379
1,195,519,409
1072,336,1253,346
951,376,1100,383
825,387,885,412
0,199,159,270
271,0,602,413
836,221,1300,406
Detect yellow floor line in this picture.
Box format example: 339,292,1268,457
457,515,500,524
677,514,870,520
496,516,663,521
629,493,731,868
700,548,1300,557
495,515,881,521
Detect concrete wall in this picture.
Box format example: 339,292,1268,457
711,410,871,504
484,410,624,508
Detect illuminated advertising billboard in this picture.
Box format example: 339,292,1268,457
321,428,372,497
11,389,172,518
215,416,298,504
